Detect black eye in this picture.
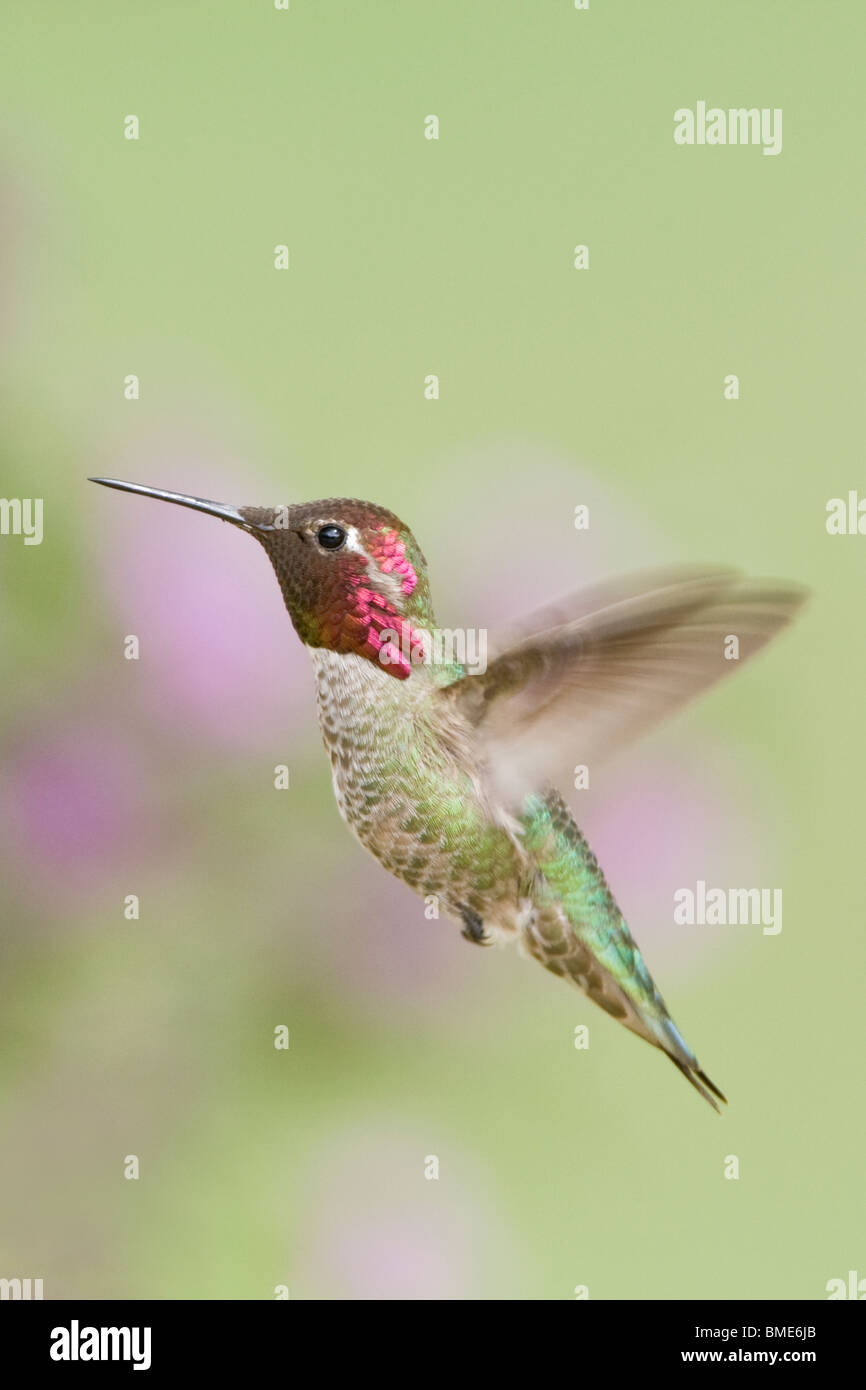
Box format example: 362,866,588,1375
316,524,347,551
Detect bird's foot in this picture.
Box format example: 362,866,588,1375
459,906,492,947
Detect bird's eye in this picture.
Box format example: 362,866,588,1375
316,524,347,551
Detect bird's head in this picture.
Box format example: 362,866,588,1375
90,480,434,679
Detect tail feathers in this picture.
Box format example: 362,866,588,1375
522,903,729,1112
667,1054,728,1114
655,1016,727,1113
522,790,728,1113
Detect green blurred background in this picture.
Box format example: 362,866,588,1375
0,1,863,1299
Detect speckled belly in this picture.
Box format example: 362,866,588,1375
309,648,527,925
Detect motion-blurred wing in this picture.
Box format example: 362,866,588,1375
440,567,806,801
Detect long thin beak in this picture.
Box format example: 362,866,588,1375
88,477,274,533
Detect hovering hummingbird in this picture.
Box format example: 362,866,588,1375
90,477,805,1111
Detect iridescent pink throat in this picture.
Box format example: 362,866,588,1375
342,529,423,680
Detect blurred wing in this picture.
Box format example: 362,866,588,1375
441,567,806,801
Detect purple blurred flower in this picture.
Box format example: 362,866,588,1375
92,443,311,752
3,722,149,888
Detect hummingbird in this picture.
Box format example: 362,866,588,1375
90,476,805,1111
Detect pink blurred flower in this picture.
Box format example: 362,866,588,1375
291,1125,518,1299
92,442,311,752
3,723,149,883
